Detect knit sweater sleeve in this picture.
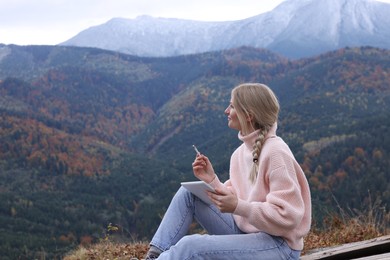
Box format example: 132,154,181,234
233,148,308,237
209,175,231,190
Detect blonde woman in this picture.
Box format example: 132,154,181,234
145,83,311,259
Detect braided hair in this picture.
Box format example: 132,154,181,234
231,83,279,183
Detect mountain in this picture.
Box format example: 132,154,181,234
60,0,390,58
0,44,389,258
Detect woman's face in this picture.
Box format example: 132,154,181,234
224,97,241,132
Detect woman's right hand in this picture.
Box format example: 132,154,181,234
192,154,216,183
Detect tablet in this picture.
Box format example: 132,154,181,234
181,181,215,205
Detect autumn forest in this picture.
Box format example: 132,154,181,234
0,44,389,259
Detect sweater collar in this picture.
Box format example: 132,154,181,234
238,122,278,150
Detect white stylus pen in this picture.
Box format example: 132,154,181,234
192,145,201,155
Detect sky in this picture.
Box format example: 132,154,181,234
1,0,390,46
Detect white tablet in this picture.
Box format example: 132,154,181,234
181,181,215,205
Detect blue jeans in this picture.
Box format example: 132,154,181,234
150,187,300,259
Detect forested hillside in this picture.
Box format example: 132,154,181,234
0,44,389,259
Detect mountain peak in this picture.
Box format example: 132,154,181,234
60,0,390,59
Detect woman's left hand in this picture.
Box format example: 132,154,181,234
208,186,238,213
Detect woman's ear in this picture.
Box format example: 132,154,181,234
246,113,254,122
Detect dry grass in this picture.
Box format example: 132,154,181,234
65,206,389,259
302,200,389,255
63,241,149,260
302,215,384,255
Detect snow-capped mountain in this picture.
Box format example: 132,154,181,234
60,0,390,59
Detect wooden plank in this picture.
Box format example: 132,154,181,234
300,235,390,260
353,252,390,260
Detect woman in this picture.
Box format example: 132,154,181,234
144,83,311,259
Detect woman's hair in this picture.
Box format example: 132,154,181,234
231,83,280,183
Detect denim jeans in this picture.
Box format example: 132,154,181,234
150,187,301,259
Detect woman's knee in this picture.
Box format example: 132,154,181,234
171,186,196,209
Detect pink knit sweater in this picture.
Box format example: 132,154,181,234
210,123,311,250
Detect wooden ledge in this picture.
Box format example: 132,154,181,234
300,235,390,260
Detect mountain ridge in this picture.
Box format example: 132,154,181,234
61,0,390,58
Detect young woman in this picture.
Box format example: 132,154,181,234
144,83,311,259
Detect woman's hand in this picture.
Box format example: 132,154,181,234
208,187,238,213
192,154,216,183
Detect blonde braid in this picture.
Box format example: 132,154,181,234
250,126,270,183
231,83,279,184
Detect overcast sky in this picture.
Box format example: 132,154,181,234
1,0,390,46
